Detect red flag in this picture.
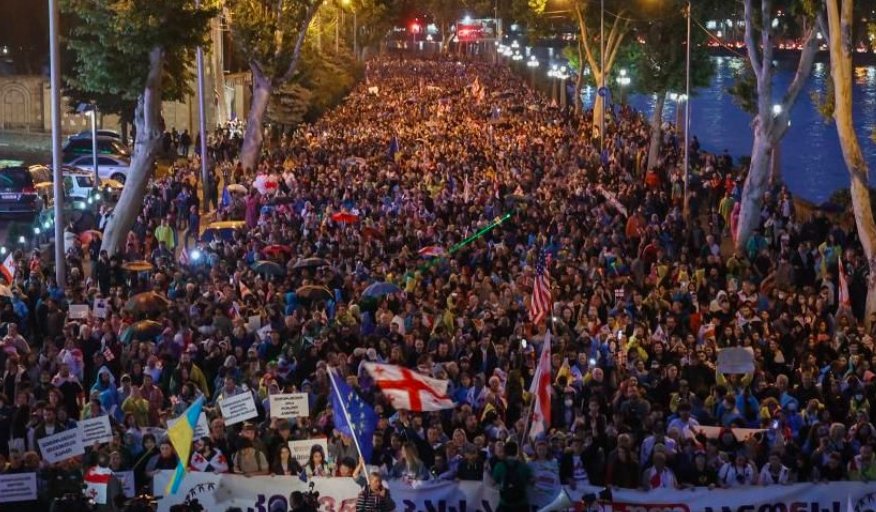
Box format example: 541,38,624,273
838,257,851,312
528,330,552,441
364,363,455,411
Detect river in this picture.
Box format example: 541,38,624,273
587,56,876,203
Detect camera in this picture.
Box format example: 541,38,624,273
52,492,94,512
169,498,204,512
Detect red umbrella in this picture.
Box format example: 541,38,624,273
262,244,292,257
331,211,359,223
79,230,102,245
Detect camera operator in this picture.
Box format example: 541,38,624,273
290,491,317,512
355,472,395,512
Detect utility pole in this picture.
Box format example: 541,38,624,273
48,0,65,287
683,0,691,217
196,0,210,212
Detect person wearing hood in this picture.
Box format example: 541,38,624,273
91,366,123,420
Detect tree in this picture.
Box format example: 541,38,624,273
423,0,492,52
822,0,876,325
632,1,713,171
569,0,631,134
228,0,324,172
63,0,213,255
734,0,819,253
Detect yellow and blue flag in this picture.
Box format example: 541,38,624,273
166,396,204,495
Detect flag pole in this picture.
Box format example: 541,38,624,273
328,367,365,463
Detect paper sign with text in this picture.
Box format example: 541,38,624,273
38,429,85,464
0,473,37,503
269,393,310,418
69,304,90,319
717,347,755,374
288,439,329,465
219,392,258,426
79,415,114,445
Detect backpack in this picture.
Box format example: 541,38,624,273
501,460,526,503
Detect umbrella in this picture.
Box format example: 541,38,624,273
296,285,333,302
227,184,247,194
79,230,102,245
292,257,329,270
0,285,12,298
331,211,359,224
201,220,246,242
262,244,292,257
122,320,164,343
251,260,285,276
362,281,402,298
125,291,170,315
418,246,446,258
121,260,154,272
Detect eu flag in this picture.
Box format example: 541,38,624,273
330,370,377,463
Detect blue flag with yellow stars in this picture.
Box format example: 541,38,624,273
330,369,377,463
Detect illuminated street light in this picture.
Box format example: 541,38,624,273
772,104,782,115
18,236,25,245
527,56,539,68
34,227,41,235
512,51,523,61
0,247,6,255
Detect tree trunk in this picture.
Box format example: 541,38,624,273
238,64,272,172
574,42,585,113
101,47,164,255
647,91,667,171
734,127,772,253
592,75,605,137
826,0,876,327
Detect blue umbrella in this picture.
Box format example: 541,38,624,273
362,281,401,298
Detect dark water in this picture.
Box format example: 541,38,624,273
595,56,876,203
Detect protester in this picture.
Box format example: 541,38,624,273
0,55,874,512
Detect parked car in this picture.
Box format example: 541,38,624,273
62,136,129,162
0,165,49,217
68,129,123,141
67,154,131,183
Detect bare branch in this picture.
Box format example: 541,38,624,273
279,0,324,84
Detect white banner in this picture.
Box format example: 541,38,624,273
38,428,85,464
288,438,329,465
218,392,258,426
115,470,136,498
269,393,310,418
93,297,109,319
69,304,90,319
153,471,876,512
79,415,114,446
0,473,37,503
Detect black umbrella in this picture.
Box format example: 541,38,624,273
292,257,329,270
125,291,170,315
121,320,164,343
295,285,334,302
251,260,285,277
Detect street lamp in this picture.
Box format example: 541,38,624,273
616,68,631,104
76,103,99,196
527,56,539,87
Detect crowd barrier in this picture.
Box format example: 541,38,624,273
153,471,876,512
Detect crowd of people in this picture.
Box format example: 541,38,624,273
1,55,875,511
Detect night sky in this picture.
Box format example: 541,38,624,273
1,0,50,74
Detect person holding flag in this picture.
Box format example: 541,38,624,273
329,367,377,469
165,396,205,494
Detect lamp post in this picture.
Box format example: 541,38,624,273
77,103,100,196
682,0,691,217
527,55,539,88
196,0,210,213
600,0,605,149
48,0,65,287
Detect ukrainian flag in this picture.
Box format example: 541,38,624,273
166,396,204,495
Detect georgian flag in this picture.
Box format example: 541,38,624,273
1,253,16,283
84,465,113,504
528,330,552,441
364,363,454,412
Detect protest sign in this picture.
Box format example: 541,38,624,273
269,393,309,418
0,473,37,503
38,429,84,464
79,415,114,445
69,304,90,319
288,439,329,465
717,347,755,374
219,392,258,426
